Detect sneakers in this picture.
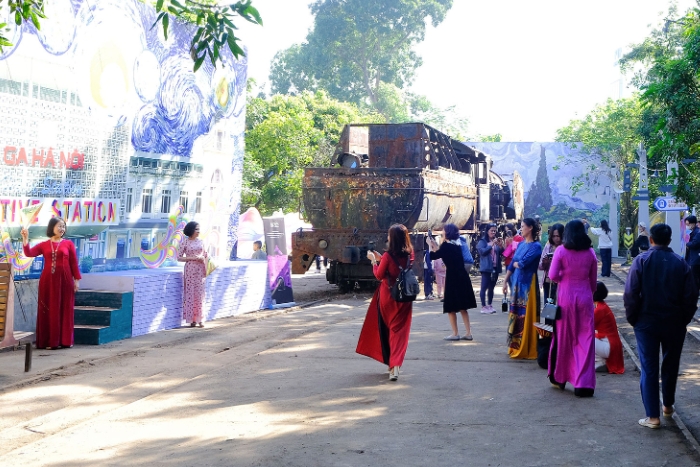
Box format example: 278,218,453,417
443,335,460,341
425,294,435,300
480,305,497,314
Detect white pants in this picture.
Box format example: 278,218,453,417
595,337,610,360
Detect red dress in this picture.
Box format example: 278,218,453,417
356,252,413,367
24,240,82,349
594,301,625,374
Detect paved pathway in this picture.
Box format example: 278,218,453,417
0,272,698,465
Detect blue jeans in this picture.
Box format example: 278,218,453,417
634,322,687,418
480,272,497,306
600,248,612,277
423,270,433,297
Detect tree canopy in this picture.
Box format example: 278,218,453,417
0,0,262,71
555,97,643,232
619,4,700,205
269,0,453,115
244,88,383,215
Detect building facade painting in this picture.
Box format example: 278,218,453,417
0,0,247,271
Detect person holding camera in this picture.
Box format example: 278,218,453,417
428,223,477,341
356,224,415,381
476,224,503,314
547,220,598,397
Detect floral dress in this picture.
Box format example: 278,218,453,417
178,237,207,323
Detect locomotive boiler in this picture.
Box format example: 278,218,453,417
291,123,521,291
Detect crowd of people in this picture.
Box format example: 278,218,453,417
354,217,699,430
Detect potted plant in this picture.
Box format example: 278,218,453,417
80,255,93,273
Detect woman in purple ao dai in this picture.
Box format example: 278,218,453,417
547,219,598,397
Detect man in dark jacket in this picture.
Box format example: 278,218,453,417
624,223,698,429
684,215,700,291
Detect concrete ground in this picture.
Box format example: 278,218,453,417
1,268,699,466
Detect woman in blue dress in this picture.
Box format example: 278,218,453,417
502,218,542,359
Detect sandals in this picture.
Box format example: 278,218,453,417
638,417,660,429
663,406,674,417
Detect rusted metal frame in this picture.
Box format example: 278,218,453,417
435,130,460,171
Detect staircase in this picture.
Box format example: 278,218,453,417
74,290,133,345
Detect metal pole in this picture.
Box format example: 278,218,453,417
667,161,683,253
610,190,619,257
637,143,650,229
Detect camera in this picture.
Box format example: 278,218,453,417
428,229,433,238
368,241,375,252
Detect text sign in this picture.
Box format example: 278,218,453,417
653,196,688,211
0,198,120,226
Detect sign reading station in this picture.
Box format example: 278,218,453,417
0,198,120,226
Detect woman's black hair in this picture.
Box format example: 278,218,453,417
46,217,65,238
548,223,564,246
505,223,517,236
443,223,460,241
563,219,592,251
593,281,608,302
600,219,611,235
482,223,498,240
521,217,541,241
183,221,199,238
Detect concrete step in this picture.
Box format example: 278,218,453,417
74,325,110,345
74,307,119,326
75,290,124,309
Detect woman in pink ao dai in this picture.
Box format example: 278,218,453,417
178,221,208,327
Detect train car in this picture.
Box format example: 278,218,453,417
291,123,521,291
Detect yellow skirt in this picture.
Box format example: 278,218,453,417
508,275,538,360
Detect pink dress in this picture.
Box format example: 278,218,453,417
178,237,207,323
548,247,598,390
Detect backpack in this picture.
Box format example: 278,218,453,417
389,255,420,302
459,236,474,272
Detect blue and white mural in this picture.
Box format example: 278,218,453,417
0,0,247,259
467,141,611,220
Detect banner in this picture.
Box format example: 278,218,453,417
0,197,119,226
263,216,295,308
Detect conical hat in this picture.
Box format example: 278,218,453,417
20,202,44,229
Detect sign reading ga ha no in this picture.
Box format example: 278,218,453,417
0,198,120,226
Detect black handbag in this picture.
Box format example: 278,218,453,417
541,268,560,321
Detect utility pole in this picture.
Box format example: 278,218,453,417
636,144,650,230
609,163,619,258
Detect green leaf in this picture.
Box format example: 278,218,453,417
151,12,166,30
243,5,263,25
30,11,39,30
163,14,169,40
193,54,205,72
14,11,21,25
156,0,164,11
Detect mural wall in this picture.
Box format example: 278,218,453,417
0,0,246,269
466,142,611,225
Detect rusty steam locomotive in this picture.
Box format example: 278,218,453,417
291,123,523,291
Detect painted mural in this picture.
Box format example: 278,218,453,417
0,0,247,264
466,142,611,226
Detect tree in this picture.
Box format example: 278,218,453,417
0,0,262,72
269,0,453,115
524,146,553,215
555,97,643,235
244,89,383,214
619,5,700,206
